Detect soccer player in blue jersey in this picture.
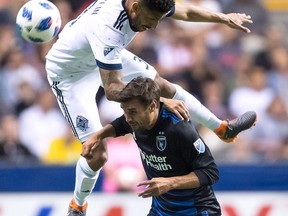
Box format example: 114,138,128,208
45,0,256,215
82,76,223,215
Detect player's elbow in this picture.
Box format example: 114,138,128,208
212,173,219,185
197,165,219,186
103,88,120,102
105,91,115,101
103,82,125,102
210,167,220,184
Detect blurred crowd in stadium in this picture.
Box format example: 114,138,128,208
0,0,288,192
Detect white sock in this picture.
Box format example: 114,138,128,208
172,84,221,131
74,156,100,206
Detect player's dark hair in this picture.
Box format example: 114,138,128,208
141,0,175,13
119,76,160,107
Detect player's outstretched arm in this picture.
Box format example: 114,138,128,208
137,172,201,198
81,124,116,159
172,2,253,33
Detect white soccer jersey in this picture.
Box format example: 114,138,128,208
46,0,137,77
45,0,174,141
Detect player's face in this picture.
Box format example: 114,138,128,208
129,4,166,32
121,98,157,131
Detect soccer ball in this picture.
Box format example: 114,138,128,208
16,0,61,44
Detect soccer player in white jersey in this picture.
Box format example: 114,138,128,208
45,0,256,215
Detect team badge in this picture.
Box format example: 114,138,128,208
156,135,166,151
193,138,205,154
76,115,89,131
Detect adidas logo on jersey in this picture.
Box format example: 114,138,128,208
104,47,114,56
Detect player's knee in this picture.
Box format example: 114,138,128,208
96,149,108,167
88,140,108,170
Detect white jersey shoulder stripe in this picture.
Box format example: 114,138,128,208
113,10,128,30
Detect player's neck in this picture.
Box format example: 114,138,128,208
145,109,159,130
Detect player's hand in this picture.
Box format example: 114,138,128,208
137,178,172,198
161,98,190,121
81,135,101,159
225,13,253,33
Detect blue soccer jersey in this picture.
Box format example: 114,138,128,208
111,103,221,216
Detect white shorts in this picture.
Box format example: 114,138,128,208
46,49,157,142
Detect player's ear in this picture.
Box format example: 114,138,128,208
149,99,158,112
131,1,141,14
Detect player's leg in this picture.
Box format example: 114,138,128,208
120,49,221,130
154,73,222,130
121,49,257,141
155,72,257,142
47,71,106,215
155,68,257,142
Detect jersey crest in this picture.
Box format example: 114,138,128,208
193,138,205,153
76,115,89,131
156,135,166,151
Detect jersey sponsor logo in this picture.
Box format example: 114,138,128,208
104,47,114,56
193,138,205,154
156,135,166,151
76,115,89,131
139,149,172,171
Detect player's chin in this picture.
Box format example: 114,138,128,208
129,123,139,131
134,25,148,32
139,27,151,32
138,28,146,32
